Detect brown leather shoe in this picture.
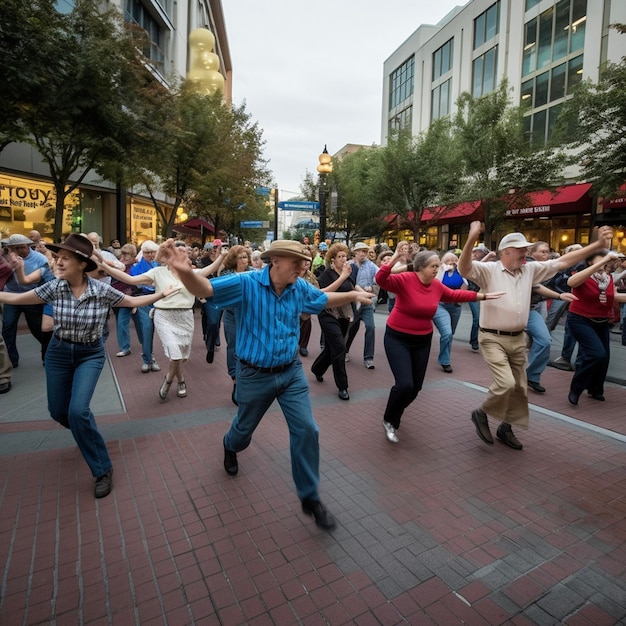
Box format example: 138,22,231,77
496,424,523,450
471,409,493,444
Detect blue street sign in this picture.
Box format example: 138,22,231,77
277,201,319,211
240,220,267,228
255,186,271,195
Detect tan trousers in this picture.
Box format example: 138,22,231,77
478,331,530,428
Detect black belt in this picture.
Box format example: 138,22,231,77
54,333,101,345
239,359,294,374
480,327,524,337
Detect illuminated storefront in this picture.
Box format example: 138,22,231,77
129,198,158,246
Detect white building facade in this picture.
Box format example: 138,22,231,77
381,0,626,251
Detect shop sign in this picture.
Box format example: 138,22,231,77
505,205,551,217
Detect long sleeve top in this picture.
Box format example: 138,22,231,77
376,264,477,335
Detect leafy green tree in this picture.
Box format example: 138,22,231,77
369,120,462,242
18,0,151,241
453,80,566,247
0,0,63,152
553,24,626,199
331,147,386,243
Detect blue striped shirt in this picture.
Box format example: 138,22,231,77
208,266,328,368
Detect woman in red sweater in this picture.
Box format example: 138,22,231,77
375,245,503,444
566,251,626,405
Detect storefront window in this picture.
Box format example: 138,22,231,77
130,200,157,246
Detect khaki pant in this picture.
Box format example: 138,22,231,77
478,330,529,428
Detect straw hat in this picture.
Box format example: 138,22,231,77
260,240,312,262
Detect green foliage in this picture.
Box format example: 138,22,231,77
553,24,626,199
453,80,566,246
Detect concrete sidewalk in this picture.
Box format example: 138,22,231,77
1,309,625,625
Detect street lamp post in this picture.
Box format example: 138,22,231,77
317,145,333,243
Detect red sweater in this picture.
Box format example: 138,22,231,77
569,276,615,319
376,264,478,335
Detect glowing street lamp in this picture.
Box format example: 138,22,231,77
317,145,333,243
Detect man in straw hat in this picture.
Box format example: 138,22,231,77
157,238,375,531
458,221,614,451
2,234,54,368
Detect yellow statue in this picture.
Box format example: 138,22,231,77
187,28,225,96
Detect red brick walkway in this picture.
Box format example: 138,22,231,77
1,311,625,624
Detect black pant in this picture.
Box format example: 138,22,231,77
383,326,432,429
311,312,350,391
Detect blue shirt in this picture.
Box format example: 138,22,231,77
4,249,53,293
130,258,158,294
207,265,328,368
351,259,378,289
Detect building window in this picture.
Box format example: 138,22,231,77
525,0,541,10
388,106,413,135
389,55,415,110
472,46,498,98
474,1,500,49
124,0,165,74
522,0,587,77
431,79,451,121
433,38,453,81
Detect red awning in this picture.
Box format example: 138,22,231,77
505,183,593,218
172,217,215,236
601,183,626,209
421,201,483,223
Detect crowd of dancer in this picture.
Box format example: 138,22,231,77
1,226,625,531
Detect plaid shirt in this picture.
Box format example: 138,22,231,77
35,277,125,343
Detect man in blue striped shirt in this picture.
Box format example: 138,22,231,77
158,239,374,531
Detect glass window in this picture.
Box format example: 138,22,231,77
553,0,570,61
389,56,415,110
547,103,563,141
570,0,586,53
474,13,486,49
521,79,534,107
431,79,451,121
522,18,537,76
525,0,541,10
567,55,583,93
532,109,547,147
535,71,549,107
550,63,566,101
474,2,500,49
483,47,496,93
472,55,484,98
433,39,453,80
538,7,554,70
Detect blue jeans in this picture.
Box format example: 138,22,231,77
114,306,143,353
223,309,237,379
45,335,112,478
561,316,577,362
432,302,461,366
525,308,551,383
468,300,480,348
345,303,375,360
567,312,610,396
135,305,155,364
383,327,432,429
224,360,320,501
2,302,48,366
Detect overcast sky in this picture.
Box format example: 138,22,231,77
222,0,465,199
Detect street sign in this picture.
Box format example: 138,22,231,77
277,201,319,211
240,220,269,228
255,186,271,195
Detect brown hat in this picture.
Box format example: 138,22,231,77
260,240,312,262
46,234,98,272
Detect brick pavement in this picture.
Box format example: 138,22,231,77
1,306,625,625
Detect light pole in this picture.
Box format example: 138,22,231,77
317,145,333,243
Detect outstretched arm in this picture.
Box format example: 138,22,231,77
458,221,483,277
555,226,614,271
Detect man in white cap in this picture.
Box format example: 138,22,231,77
157,238,375,531
458,221,614,450
2,234,54,367
344,242,378,369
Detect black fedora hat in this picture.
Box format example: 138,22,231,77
46,234,98,272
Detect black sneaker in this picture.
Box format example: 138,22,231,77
301,498,336,531
94,470,113,498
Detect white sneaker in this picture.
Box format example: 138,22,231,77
345,353,350,362
383,421,399,444
364,359,375,369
